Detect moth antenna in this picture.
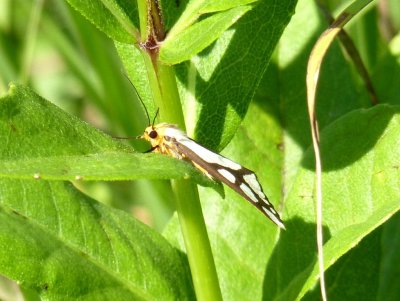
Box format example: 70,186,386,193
113,135,142,140
123,73,151,125
152,108,160,127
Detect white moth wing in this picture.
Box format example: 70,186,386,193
164,126,187,139
164,134,284,228
176,136,242,170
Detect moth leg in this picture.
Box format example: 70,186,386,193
144,145,159,153
192,162,215,181
164,144,184,160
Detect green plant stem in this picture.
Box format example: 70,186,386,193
140,51,222,301
136,0,147,41
172,180,222,301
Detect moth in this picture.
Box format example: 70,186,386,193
124,75,284,228
140,122,285,229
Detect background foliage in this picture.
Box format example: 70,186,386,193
0,0,399,300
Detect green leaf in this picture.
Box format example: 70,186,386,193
165,102,400,300
201,0,258,12
273,105,400,301
159,5,252,65
0,179,194,300
66,0,139,43
378,212,400,301
0,153,206,183
172,0,296,150
302,225,383,301
0,84,215,188
369,34,400,106
165,0,257,40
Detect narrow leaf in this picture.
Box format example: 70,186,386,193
66,0,139,43
160,6,252,65
166,0,257,39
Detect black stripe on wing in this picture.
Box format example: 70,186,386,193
173,138,285,228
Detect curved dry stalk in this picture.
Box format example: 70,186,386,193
306,1,373,300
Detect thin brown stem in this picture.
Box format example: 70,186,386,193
316,0,379,105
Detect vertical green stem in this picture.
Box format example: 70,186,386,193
136,0,147,41
172,180,223,301
141,51,222,300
